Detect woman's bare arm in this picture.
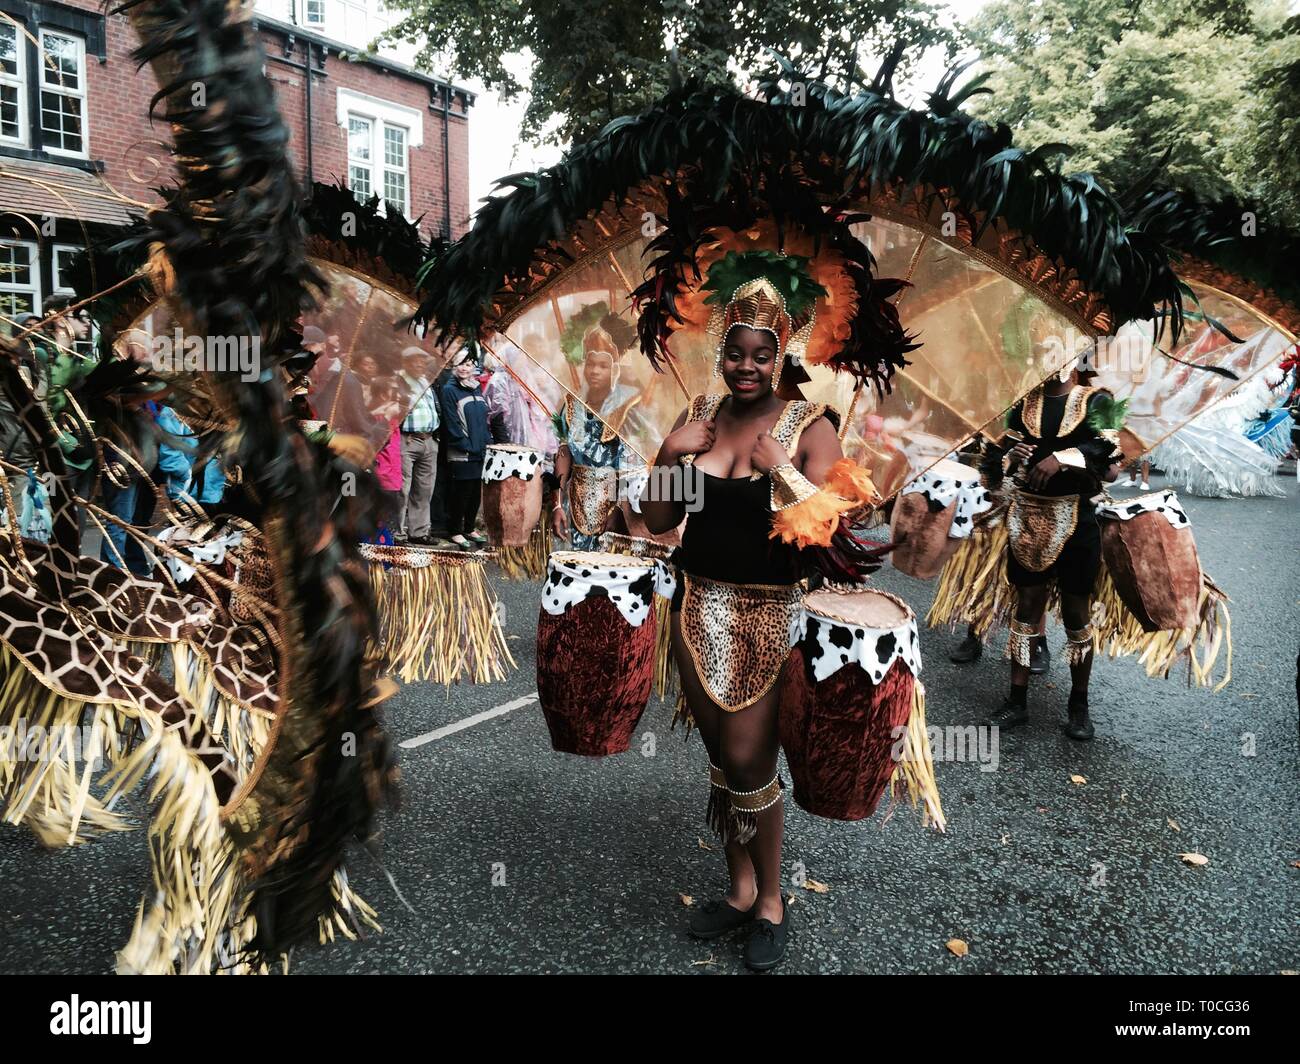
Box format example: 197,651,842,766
641,409,688,535
796,416,844,486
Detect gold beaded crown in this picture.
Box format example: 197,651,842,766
703,253,822,388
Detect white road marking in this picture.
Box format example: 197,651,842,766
400,693,539,749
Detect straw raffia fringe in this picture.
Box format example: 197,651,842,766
494,521,552,582
1,643,377,974
367,558,515,685
652,595,679,701
169,644,273,777
887,681,947,832
1090,567,1233,691
926,520,1014,638
0,657,133,846
670,688,694,736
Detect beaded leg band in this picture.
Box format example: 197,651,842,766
728,774,783,845
705,761,731,841
1064,624,1094,666
1006,619,1037,668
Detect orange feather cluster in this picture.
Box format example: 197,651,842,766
770,458,880,549
669,221,858,367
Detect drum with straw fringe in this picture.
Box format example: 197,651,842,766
537,550,669,755
1096,490,1200,631
780,587,944,828
598,532,679,699
1092,490,1232,689
482,444,544,548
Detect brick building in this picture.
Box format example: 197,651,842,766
0,0,473,320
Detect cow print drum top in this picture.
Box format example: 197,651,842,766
1095,489,1190,530
619,467,649,513
791,587,923,684
155,525,245,584
899,459,993,540
482,444,543,483
541,550,673,628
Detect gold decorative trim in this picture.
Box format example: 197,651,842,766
1058,385,1100,436
1022,386,1045,438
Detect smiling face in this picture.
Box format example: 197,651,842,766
721,325,778,400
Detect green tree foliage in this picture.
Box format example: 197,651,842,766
967,0,1300,224
378,0,959,144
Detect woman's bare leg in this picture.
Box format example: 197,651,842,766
717,683,785,924
671,612,756,909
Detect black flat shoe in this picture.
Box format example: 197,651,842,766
688,898,756,940
1065,700,1094,741
949,634,983,664
1029,638,1051,675
744,899,790,971
984,696,1029,730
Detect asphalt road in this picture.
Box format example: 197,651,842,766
2,474,1297,974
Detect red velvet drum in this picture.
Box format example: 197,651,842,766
536,550,659,756
1097,490,1201,632
482,444,544,547
780,588,921,820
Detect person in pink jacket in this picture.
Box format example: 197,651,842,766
370,377,406,537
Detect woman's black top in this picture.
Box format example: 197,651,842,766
676,469,799,586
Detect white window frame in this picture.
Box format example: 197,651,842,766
336,88,423,219
380,122,409,218
0,240,41,321
346,112,373,200
0,19,28,147
302,0,327,27
38,28,88,159
52,243,81,295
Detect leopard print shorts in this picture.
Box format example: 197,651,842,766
678,572,803,712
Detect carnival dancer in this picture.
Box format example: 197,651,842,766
980,361,1125,740
551,307,647,548
947,435,1049,673
642,253,881,970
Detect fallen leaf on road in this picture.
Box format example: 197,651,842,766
691,954,717,967
1178,852,1210,867
1070,774,1087,786
1035,806,1049,814
947,938,969,957
1119,791,1128,802
786,891,798,906
1000,834,1011,845
1282,970,1298,976
803,878,831,894
679,893,694,906
1168,818,1181,832
697,838,714,852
